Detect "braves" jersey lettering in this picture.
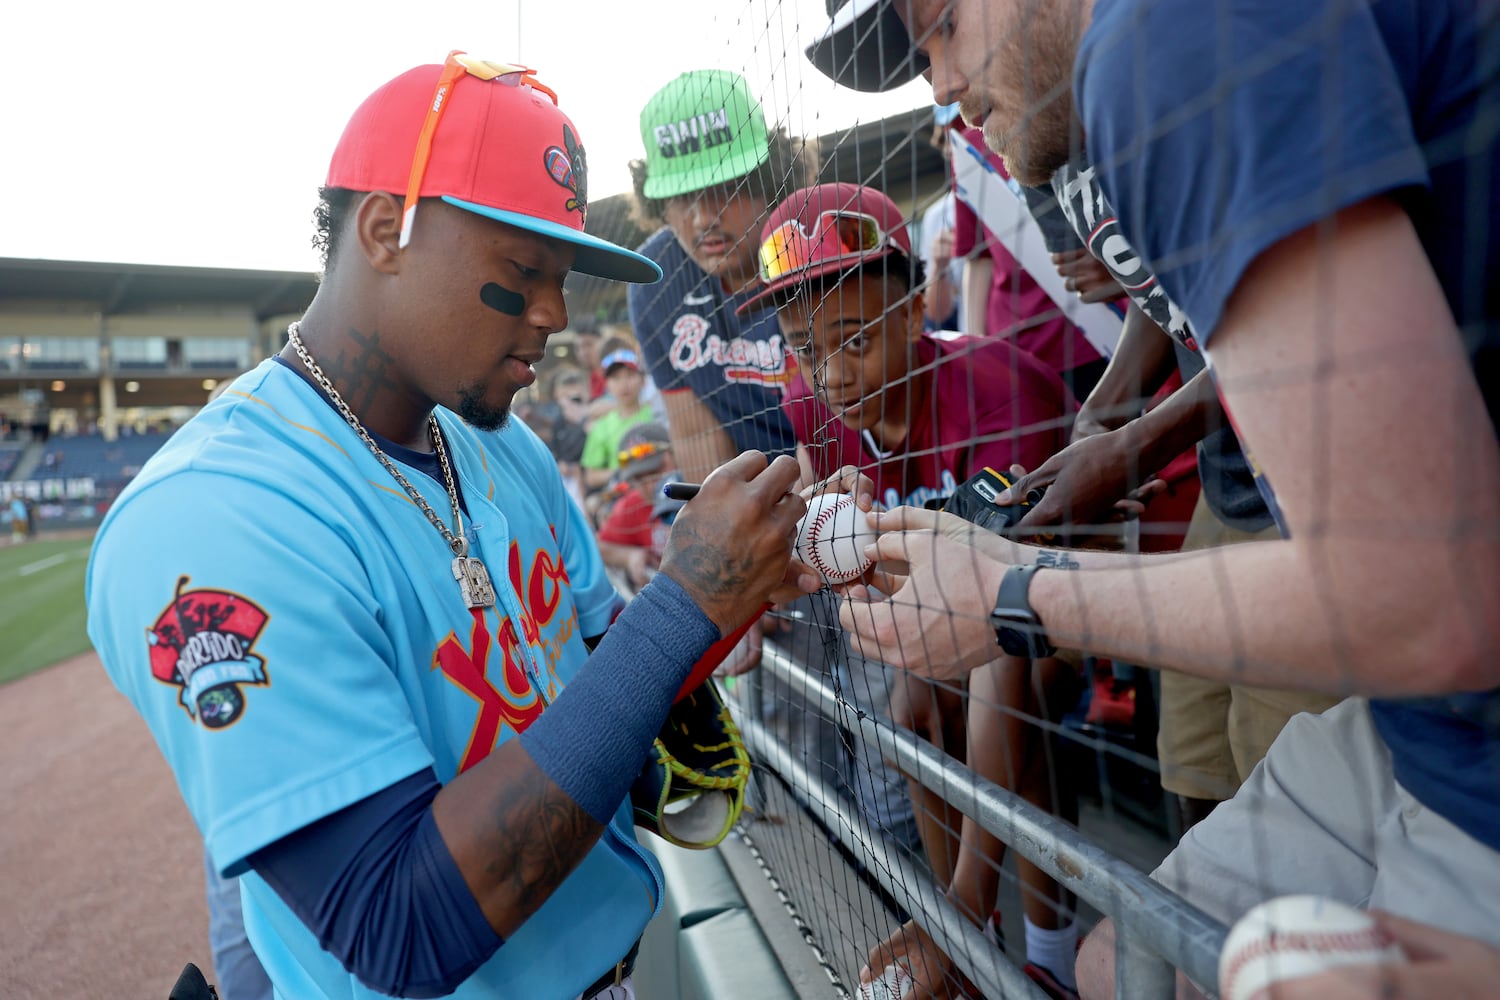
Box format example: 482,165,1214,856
669,313,790,387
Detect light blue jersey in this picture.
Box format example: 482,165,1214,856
87,358,661,998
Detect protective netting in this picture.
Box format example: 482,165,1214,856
537,1,1500,997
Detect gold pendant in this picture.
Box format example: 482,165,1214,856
453,556,497,609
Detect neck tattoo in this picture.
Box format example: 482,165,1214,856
286,321,496,609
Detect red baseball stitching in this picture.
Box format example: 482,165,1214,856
803,496,861,582
1221,926,1396,999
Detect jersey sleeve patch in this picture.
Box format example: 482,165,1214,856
148,576,272,729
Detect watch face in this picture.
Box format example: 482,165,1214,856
995,627,1032,658
991,614,1034,657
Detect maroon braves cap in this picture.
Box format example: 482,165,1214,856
737,182,913,315
327,58,661,284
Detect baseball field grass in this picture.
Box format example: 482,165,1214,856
0,534,95,686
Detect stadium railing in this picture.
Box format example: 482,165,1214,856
741,637,1229,998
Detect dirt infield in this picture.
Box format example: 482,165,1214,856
0,652,210,999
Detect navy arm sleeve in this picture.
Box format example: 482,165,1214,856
247,575,718,996
520,572,719,824
247,770,502,999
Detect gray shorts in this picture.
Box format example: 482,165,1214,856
1151,697,1500,945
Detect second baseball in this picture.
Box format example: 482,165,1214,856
1218,895,1407,1000
856,962,914,1000
795,493,875,584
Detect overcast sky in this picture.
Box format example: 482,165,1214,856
0,0,930,273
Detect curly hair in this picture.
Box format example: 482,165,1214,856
874,249,927,297
311,186,362,273
628,127,818,230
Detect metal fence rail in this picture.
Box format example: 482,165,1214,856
739,711,1050,1000
750,639,1230,998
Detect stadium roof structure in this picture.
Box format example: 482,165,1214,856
0,257,320,320
0,258,321,414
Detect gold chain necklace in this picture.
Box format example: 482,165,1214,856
286,321,496,609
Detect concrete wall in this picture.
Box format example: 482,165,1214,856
635,828,834,1000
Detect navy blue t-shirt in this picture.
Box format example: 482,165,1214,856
1078,0,1499,851
627,228,797,459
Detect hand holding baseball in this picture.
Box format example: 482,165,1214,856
1228,908,1500,1000
1219,896,1407,1000
837,505,1024,677
858,918,965,1000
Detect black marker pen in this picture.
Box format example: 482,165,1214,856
661,482,702,502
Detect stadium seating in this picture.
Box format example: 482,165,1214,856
34,430,174,485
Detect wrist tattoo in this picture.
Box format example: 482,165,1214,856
1035,549,1081,571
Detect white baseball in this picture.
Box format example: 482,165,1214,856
856,962,914,1000
795,493,874,584
1218,895,1407,1000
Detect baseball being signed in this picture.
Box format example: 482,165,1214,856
794,493,875,584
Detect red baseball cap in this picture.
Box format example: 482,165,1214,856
737,182,913,315
327,57,661,284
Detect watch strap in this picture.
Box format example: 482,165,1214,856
991,563,1056,659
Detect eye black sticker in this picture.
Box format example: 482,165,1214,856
480,281,525,317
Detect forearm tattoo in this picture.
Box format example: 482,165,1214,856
1035,549,1082,571
486,768,603,920
665,522,752,603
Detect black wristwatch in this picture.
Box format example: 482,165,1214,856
990,564,1055,659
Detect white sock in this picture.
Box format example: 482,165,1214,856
1024,916,1079,991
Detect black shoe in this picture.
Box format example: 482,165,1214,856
167,963,219,1000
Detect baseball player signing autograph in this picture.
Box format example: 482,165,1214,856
87,54,823,1000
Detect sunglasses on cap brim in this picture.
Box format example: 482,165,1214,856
400,51,561,248
757,210,892,285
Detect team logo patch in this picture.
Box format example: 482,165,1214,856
148,577,270,729
544,123,588,218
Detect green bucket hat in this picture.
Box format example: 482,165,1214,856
639,70,771,200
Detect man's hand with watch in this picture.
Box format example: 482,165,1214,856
835,463,1090,676
941,467,1076,661
835,505,1028,678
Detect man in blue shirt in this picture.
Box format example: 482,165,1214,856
809,0,1500,996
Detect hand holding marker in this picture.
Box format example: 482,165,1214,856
662,482,702,502
667,481,875,585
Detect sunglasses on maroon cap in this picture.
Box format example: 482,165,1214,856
757,210,893,285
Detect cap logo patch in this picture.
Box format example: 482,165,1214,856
654,108,733,158
544,123,588,218
148,576,271,729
